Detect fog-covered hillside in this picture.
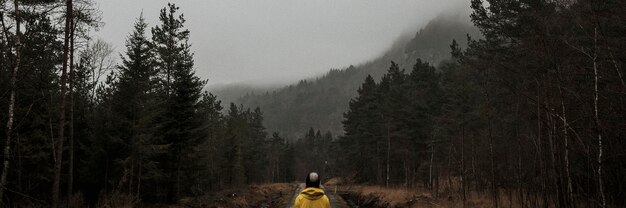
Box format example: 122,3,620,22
216,13,480,139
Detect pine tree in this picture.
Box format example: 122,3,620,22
243,107,268,183
152,3,191,97
197,92,224,190
151,3,206,201
406,59,443,187
341,74,381,183
226,103,246,186
16,12,64,199
112,14,164,198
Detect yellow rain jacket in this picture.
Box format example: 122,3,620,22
294,187,331,208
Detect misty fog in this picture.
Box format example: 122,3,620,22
94,0,471,88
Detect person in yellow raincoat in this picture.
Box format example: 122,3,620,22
294,172,331,208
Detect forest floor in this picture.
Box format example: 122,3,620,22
333,184,517,208
167,181,502,208
172,183,294,208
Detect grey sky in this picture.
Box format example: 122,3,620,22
94,0,469,88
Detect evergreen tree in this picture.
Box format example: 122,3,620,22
152,3,192,97
7,13,63,202
340,75,381,183
405,59,443,185
197,92,225,190
151,3,206,201
242,107,268,183
225,103,246,186
110,14,165,199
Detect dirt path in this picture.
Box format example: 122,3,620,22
287,183,349,208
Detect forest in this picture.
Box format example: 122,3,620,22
339,1,625,207
0,1,304,206
232,13,482,140
1,0,625,207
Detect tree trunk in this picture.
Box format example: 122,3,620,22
137,162,142,198
67,13,76,199
460,121,466,206
557,77,574,208
515,102,524,208
537,79,548,208
376,142,382,184
386,121,390,188
485,87,498,208
471,133,476,190
548,107,562,208
52,0,73,207
0,0,20,204
429,134,435,192
592,27,606,208
489,115,498,208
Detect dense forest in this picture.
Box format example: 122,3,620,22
0,1,314,206
0,0,625,207
338,0,625,207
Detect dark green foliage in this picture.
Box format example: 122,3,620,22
291,128,334,182
0,9,62,204
339,60,442,186
337,0,626,207
405,13,480,62
1,3,280,205
74,4,282,204
223,104,273,186
149,3,209,201
10,14,63,201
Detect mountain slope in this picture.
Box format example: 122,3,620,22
225,14,481,139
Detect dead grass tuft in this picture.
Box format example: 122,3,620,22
324,177,343,186
176,183,293,208
95,192,137,208
67,192,86,208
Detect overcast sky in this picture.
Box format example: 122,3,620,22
94,0,469,88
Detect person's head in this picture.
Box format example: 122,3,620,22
305,172,320,188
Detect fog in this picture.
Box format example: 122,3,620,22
94,0,470,88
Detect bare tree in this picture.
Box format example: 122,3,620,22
591,27,606,208
80,39,114,101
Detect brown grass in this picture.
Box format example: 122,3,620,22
175,183,294,208
67,192,86,208
94,192,137,208
340,185,431,207
338,182,535,208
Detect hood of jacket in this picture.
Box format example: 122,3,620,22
300,187,326,200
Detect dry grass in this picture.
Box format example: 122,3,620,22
338,182,534,208
175,183,293,208
94,192,137,208
324,177,345,186
340,185,431,207
67,192,86,208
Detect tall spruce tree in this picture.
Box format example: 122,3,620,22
341,75,381,183
151,3,206,201
243,107,268,183
197,92,224,190
225,103,246,186
112,14,165,199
